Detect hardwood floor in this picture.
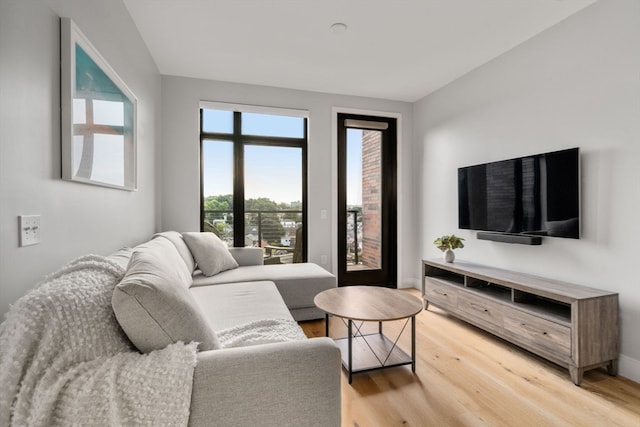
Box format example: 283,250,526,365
300,289,640,427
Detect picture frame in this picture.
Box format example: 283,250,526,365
60,17,137,191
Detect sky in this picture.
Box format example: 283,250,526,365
202,110,364,206
346,129,362,206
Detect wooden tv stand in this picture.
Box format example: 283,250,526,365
422,259,618,385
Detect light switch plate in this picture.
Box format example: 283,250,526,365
19,215,41,247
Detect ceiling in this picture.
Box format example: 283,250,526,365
123,0,595,102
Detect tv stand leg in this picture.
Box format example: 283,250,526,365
569,366,584,386
607,359,618,376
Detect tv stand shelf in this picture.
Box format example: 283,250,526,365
422,259,618,385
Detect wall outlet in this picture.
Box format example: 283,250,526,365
320,254,328,266
19,215,41,247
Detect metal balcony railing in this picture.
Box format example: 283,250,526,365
347,209,362,266
205,208,365,267
203,209,303,263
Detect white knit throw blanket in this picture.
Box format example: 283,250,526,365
0,255,197,427
217,318,308,348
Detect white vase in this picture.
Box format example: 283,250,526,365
443,249,455,263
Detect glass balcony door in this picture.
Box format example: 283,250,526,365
346,128,382,271
337,113,397,287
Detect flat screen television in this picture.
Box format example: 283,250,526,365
458,147,580,239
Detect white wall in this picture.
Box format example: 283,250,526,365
0,0,161,317
161,76,417,287
414,0,640,382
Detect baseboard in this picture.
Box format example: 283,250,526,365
619,354,640,384
397,277,420,289
477,231,542,245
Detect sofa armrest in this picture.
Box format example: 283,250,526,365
189,338,341,427
228,247,264,266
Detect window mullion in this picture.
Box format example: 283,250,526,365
302,117,308,262
199,109,205,231
239,135,305,147
233,111,245,247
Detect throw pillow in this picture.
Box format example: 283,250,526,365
182,232,239,276
112,237,220,353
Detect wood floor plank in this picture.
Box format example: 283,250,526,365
300,288,640,427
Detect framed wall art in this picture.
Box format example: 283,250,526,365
60,17,137,190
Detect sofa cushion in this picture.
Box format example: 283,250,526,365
182,232,238,276
112,237,219,353
191,263,336,310
152,231,196,273
189,281,293,331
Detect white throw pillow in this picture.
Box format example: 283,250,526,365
182,232,239,276
112,237,219,353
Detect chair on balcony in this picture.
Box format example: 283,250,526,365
203,221,219,237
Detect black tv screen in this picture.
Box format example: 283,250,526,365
458,148,580,239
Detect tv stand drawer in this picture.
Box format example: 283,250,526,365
504,309,571,356
457,292,503,328
424,278,458,309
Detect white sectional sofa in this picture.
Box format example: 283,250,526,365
118,231,342,427
0,231,341,427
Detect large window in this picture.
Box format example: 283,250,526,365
200,103,308,264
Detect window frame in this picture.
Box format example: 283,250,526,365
199,103,308,262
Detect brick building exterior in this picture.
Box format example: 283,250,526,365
360,130,382,268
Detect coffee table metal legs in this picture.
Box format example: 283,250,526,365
325,313,330,337
325,314,416,384
347,320,353,384
411,316,416,372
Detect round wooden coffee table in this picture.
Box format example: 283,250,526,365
314,286,423,383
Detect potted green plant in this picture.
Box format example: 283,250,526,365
433,234,465,263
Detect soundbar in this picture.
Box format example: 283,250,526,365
476,232,542,245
